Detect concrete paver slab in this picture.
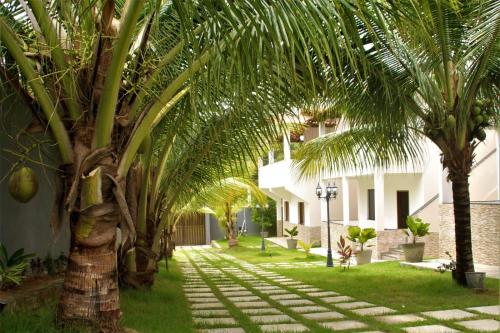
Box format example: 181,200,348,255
421,309,476,320
455,319,499,332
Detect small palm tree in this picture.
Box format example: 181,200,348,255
295,0,499,285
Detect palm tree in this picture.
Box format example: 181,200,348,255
193,177,267,247
1,0,370,328
294,0,499,285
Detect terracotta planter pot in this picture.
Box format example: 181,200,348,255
355,249,372,265
465,272,486,289
286,239,297,250
402,242,425,262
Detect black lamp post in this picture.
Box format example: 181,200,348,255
316,182,338,267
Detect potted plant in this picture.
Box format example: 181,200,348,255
437,251,485,288
347,226,377,265
402,216,430,262
284,226,298,249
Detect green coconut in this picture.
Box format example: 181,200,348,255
467,119,475,130
475,129,487,141
473,100,484,108
473,115,484,125
472,106,482,115
8,166,39,203
446,115,456,128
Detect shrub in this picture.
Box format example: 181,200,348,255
284,226,298,239
404,216,430,244
346,226,377,251
0,243,33,289
298,240,317,257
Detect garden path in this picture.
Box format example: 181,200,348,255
177,247,499,333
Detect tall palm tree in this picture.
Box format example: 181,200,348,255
1,0,370,328
294,0,499,285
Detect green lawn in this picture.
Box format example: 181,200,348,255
220,236,499,313
216,235,323,263
0,259,194,333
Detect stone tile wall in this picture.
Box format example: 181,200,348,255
377,230,440,259
439,202,500,266
276,220,283,237
321,223,439,259
282,221,321,245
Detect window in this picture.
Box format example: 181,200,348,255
284,201,290,222
298,202,305,225
368,189,375,220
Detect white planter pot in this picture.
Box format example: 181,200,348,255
355,250,372,265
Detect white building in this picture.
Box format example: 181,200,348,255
259,121,500,265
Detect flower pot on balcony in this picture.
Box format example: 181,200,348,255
286,239,297,250
402,242,425,262
466,272,486,290
355,249,372,265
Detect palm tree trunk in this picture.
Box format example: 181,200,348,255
58,194,121,330
451,176,474,285
57,135,123,331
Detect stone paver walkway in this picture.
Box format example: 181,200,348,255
177,248,499,333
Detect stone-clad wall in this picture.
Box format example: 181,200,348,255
439,202,500,266
276,220,283,237
282,221,321,245
321,223,439,259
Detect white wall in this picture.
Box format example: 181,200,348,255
383,173,422,230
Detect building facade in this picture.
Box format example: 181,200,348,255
259,122,500,265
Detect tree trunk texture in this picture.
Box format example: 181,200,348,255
58,133,123,332
227,220,238,247
134,217,156,287
451,176,475,285
444,143,475,286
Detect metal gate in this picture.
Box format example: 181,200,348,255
173,213,206,245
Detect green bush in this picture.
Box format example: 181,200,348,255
346,226,377,251
0,243,33,289
404,216,430,244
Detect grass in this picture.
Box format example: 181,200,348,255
201,247,500,333
274,262,499,312
216,235,323,263
219,236,499,311
0,259,194,333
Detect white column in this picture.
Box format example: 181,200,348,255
205,213,211,245
438,169,453,203
268,150,274,164
496,128,500,200
319,122,326,136
283,130,291,160
374,170,385,231
342,176,350,226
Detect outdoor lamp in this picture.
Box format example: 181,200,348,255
327,183,338,199
315,183,322,198
316,182,337,268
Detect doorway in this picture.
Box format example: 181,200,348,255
397,191,409,229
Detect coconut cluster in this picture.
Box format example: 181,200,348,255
467,99,494,142
424,99,495,142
